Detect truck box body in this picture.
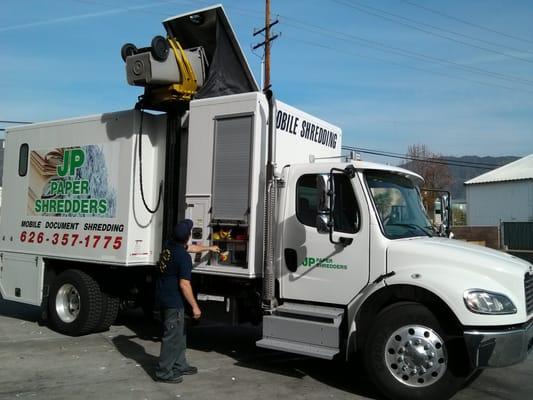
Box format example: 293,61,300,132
185,92,341,278
0,110,167,267
0,92,341,281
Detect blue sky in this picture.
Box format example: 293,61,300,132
1,0,532,159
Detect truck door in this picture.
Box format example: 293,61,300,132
280,167,370,305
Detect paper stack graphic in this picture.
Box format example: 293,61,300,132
28,149,64,215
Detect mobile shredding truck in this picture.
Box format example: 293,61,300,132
1,5,532,400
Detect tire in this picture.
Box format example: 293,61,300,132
121,43,137,62
48,269,104,336
150,35,169,61
363,302,465,400
95,292,120,332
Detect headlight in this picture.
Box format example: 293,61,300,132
463,290,517,315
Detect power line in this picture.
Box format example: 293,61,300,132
332,0,533,65
280,15,533,88
286,34,529,92
17,0,533,90
399,0,533,46
351,0,533,56
342,145,500,170
349,146,501,167
0,120,33,132
284,34,533,94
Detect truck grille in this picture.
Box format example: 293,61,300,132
526,273,533,315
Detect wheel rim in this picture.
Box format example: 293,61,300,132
55,283,81,323
384,324,447,387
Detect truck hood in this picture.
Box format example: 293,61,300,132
387,237,531,276
385,237,532,325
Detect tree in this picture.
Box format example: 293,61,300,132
404,144,453,217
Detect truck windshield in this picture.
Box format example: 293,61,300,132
365,170,434,239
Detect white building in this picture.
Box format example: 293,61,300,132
465,154,533,226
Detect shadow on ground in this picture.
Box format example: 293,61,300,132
0,293,41,322
115,309,384,399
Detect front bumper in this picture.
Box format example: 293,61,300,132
464,319,533,368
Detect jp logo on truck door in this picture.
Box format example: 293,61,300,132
28,145,117,218
301,257,347,270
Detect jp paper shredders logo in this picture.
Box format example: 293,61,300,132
301,257,347,270
28,146,117,217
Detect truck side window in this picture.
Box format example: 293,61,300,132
296,174,318,227
296,174,360,234
19,143,29,176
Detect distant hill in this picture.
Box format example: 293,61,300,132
402,155,519,200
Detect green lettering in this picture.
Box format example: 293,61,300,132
50,181,58,194
72,180,80,194
98,199,107,214
35,200,41,213
57,151,70,177
70,149,85,175
81,200,89,214
65,180,73,194
56,148,85,177
72,199,80,213
89,199,98,214
81,180,89,194
49,200,56,213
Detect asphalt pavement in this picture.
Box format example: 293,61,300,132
1,296,532,400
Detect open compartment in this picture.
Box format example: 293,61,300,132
209,223,248,267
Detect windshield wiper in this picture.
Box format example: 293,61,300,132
387,223,433,237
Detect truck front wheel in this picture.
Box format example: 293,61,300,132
48,269,104,336
363,302,465,400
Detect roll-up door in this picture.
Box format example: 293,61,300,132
212,115,253,222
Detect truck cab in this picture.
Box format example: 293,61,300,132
258,159,533,400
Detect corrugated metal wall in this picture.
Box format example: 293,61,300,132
466,180,533,226
503,222,533,250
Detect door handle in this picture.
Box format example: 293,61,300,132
284,248,298,272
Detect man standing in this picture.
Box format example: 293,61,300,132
154,219,201,383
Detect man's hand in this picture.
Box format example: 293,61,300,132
192,305,202,319
180,279,201,320
209,245,221,253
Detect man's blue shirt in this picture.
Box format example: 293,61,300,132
155,240,192,309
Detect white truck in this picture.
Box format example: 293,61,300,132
1,5,532,400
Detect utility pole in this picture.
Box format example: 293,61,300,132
253,0,280,311
253,0,279,91
264,0,271,90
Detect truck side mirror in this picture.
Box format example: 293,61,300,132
315,170,354,247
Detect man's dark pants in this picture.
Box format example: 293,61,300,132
155,308,190,380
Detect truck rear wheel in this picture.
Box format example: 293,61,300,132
363,302,465,400
95,292,120,332
48,269,103,336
